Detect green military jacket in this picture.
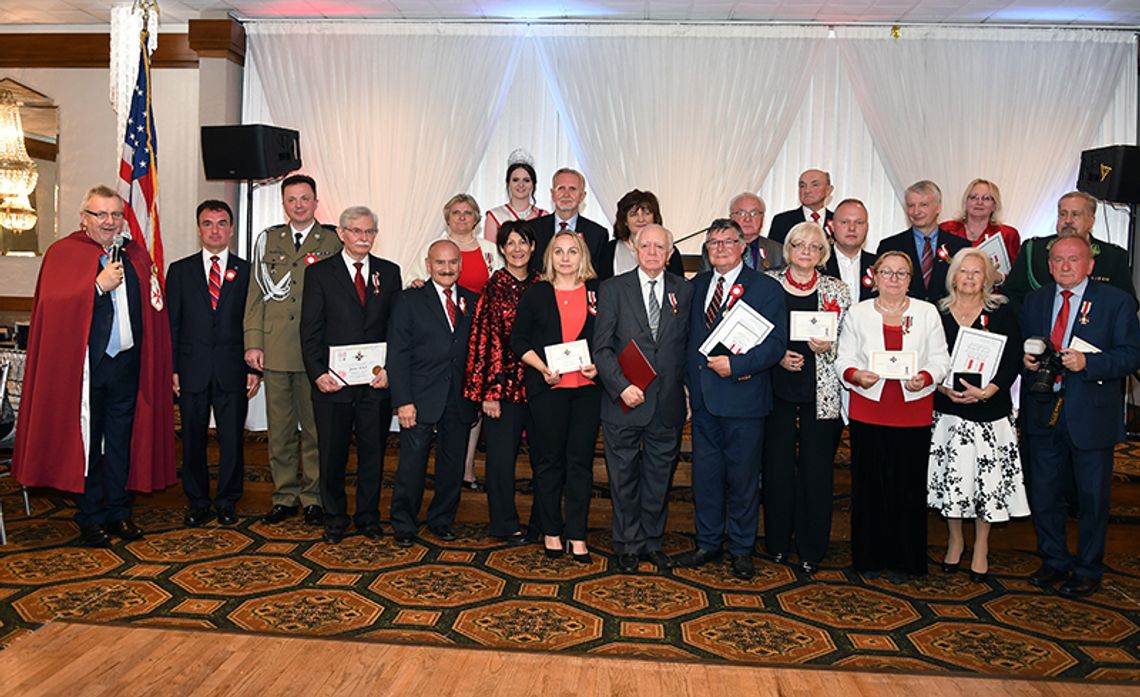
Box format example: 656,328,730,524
244,222,342,372
1003,234,1137,310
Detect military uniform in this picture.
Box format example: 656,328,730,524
244,222,342,508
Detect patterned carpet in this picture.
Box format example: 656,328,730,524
2,475,1139,683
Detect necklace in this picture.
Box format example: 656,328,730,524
784,268,817,291
874,296,909,314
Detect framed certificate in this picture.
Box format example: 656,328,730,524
871,350,917,379
545,339,591,374
329,342,387,386
943,328,1006,389
789,311,837,342
977,233,1011,276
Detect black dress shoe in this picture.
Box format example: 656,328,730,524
1059,575,1100,598
885,570,909,584
731,554,755,580
462,479,482,491
184,507,214,528
642,550,676,570
862,570,882,580
107,518,144,540
570,549,592,564
322,529,344,544
430,526,457,541
80,525,112,548
677,548,723,568
498,529,528,546
262,504,298,524
217,509,238,526
617,553,639,573
799,561,818,575
303,505,325,526
394,532,415,548
361,525,384,541
1029,563,1069,587
768,552,788,565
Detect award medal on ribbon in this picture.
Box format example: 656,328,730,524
149,264,165,311
979,313,989,330
372,271,381,295
1078,300,1092,325
587,289,598,316
668,291,678,315
937,244,951,262
458,296,467,314
901,315,913,335
861,267,875,288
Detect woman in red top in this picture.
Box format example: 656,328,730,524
413,194,503,294
510,231,600,563
940,179,1020,270
836,251,950,581
464,220,540,544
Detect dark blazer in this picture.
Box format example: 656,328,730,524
511,279,601,399
167,252,251,393
387,282,478,424
594,270,693,428
824,248,878,302
768,207,834,245
1004,235,1137,310
686,266,788,419
1020,280,1140,450
595,239,685,281
875,228,969,303
527,214,609,272
90,243,143,372
300,254,402,403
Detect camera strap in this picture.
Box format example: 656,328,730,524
1048,393,1064,427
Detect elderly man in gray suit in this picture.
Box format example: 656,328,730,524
594,224,694,573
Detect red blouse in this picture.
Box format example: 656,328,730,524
458,248,491,294
846,325,933,427
553,285,592,389
940,220,1020,268
464,269,537,404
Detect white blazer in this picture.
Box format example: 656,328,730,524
835,297,949,403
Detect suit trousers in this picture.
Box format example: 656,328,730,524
389,394,469,535
483,400,531,536
849,420,930,575
179,382,247,510
76,347,139,528
263,368,320,507
602,413,682,555
690,407,764,557
527,384,601,540
1028,405,1114,581
313,390,391,533
761,397,843,563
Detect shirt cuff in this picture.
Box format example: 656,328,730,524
918,371,933,387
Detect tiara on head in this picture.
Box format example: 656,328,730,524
507,148,535,167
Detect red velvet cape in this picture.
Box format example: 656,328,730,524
12,230,176,494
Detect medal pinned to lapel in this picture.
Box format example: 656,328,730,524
587,289,598,316
224,268,237,282
758,247,769,269
901,315,913,335
305,253,318,265
372,271,381,295
667,291,678,315
861,267,875,288
458,296,468,314
979,313,989,331
484,251,494,267
724,283,744,314
1078,300,1092,325
149,264,165,311
937,243,951,263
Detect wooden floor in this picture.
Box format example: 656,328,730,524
1,622,1135,697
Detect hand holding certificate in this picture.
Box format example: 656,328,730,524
790,311,837,342
870,350,917,379
977,234,1012,277
698,301,775,357
544,339,591,374
942,328,1006,389
329,342,387,386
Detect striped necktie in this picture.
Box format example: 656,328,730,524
208,255,222,310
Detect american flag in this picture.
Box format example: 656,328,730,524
117,31,163,277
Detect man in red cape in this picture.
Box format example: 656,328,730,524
13,185,175,546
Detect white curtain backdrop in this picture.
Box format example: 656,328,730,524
245,23,523,276
532,24,828,253
836,26,1135,241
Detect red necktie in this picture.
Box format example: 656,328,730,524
445,287,457,329
354,262,366,305
1050,290,1073,351
920,236,934,287
208,255,222,310
811,211,820,224
559,221,569,232
705,276,724,329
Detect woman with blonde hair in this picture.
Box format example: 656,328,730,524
940,179,1020,267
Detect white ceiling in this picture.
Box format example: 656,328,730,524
1,0,1139,27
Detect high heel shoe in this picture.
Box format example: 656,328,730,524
969,569,989,583
543,536,564,559
941,560,961,574
568,541,591,564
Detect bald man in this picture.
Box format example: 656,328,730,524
768,169,835,244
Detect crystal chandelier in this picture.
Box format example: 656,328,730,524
0,90,38,199
0,193,37,232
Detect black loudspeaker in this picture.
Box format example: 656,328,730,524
201,124,301,180
1078,145,1140,205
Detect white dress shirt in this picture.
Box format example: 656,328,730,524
834,248,862,303
201,248,229,283
341,250,369,281
432,279,457,330
703,262,744,311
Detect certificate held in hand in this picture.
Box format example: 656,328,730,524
617,339,657,412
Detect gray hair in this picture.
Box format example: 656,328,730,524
705,218,745,244
905,179,943,204
633,223,675,249
339,205,377,229
784,221,831,267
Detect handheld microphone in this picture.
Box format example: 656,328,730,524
110,234,125,263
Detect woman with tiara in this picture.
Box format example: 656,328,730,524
484,149,548,243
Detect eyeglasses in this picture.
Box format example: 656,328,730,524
707,239,741,249
83,209,125,222
967,194,995,203
877,270,911,280
789,241,826,253
730,209,764,219
342,227,378,236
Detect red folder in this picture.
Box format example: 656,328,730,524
617,339,657,412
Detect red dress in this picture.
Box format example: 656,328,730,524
464,269,537,404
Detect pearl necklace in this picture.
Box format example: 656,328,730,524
874,297,909,314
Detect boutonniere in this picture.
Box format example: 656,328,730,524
937,244,951,263
1078,300,1092,325
724,284,744,312
667,291,678,315
371,271,381,295
979,314,989,331
901,315,913,335
861,267,875,288
458,296,468,314
305,253,317,266
587,289,598,316
821,293,841,314
224,268,237,282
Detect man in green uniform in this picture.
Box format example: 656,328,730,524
244,174,342,525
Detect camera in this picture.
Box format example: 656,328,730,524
1024,337,1064,399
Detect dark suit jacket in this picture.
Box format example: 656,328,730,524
875,228,969,303
1020,280,1140,450
824,248,878,302
300,254,402,404
387,282,477,424
768,207,833,245
1004,235,1137,310
167,251,251,393
90,243,143,373
594,270,693,428
527,214,609,272
510,279,600,399
686,266,787,419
